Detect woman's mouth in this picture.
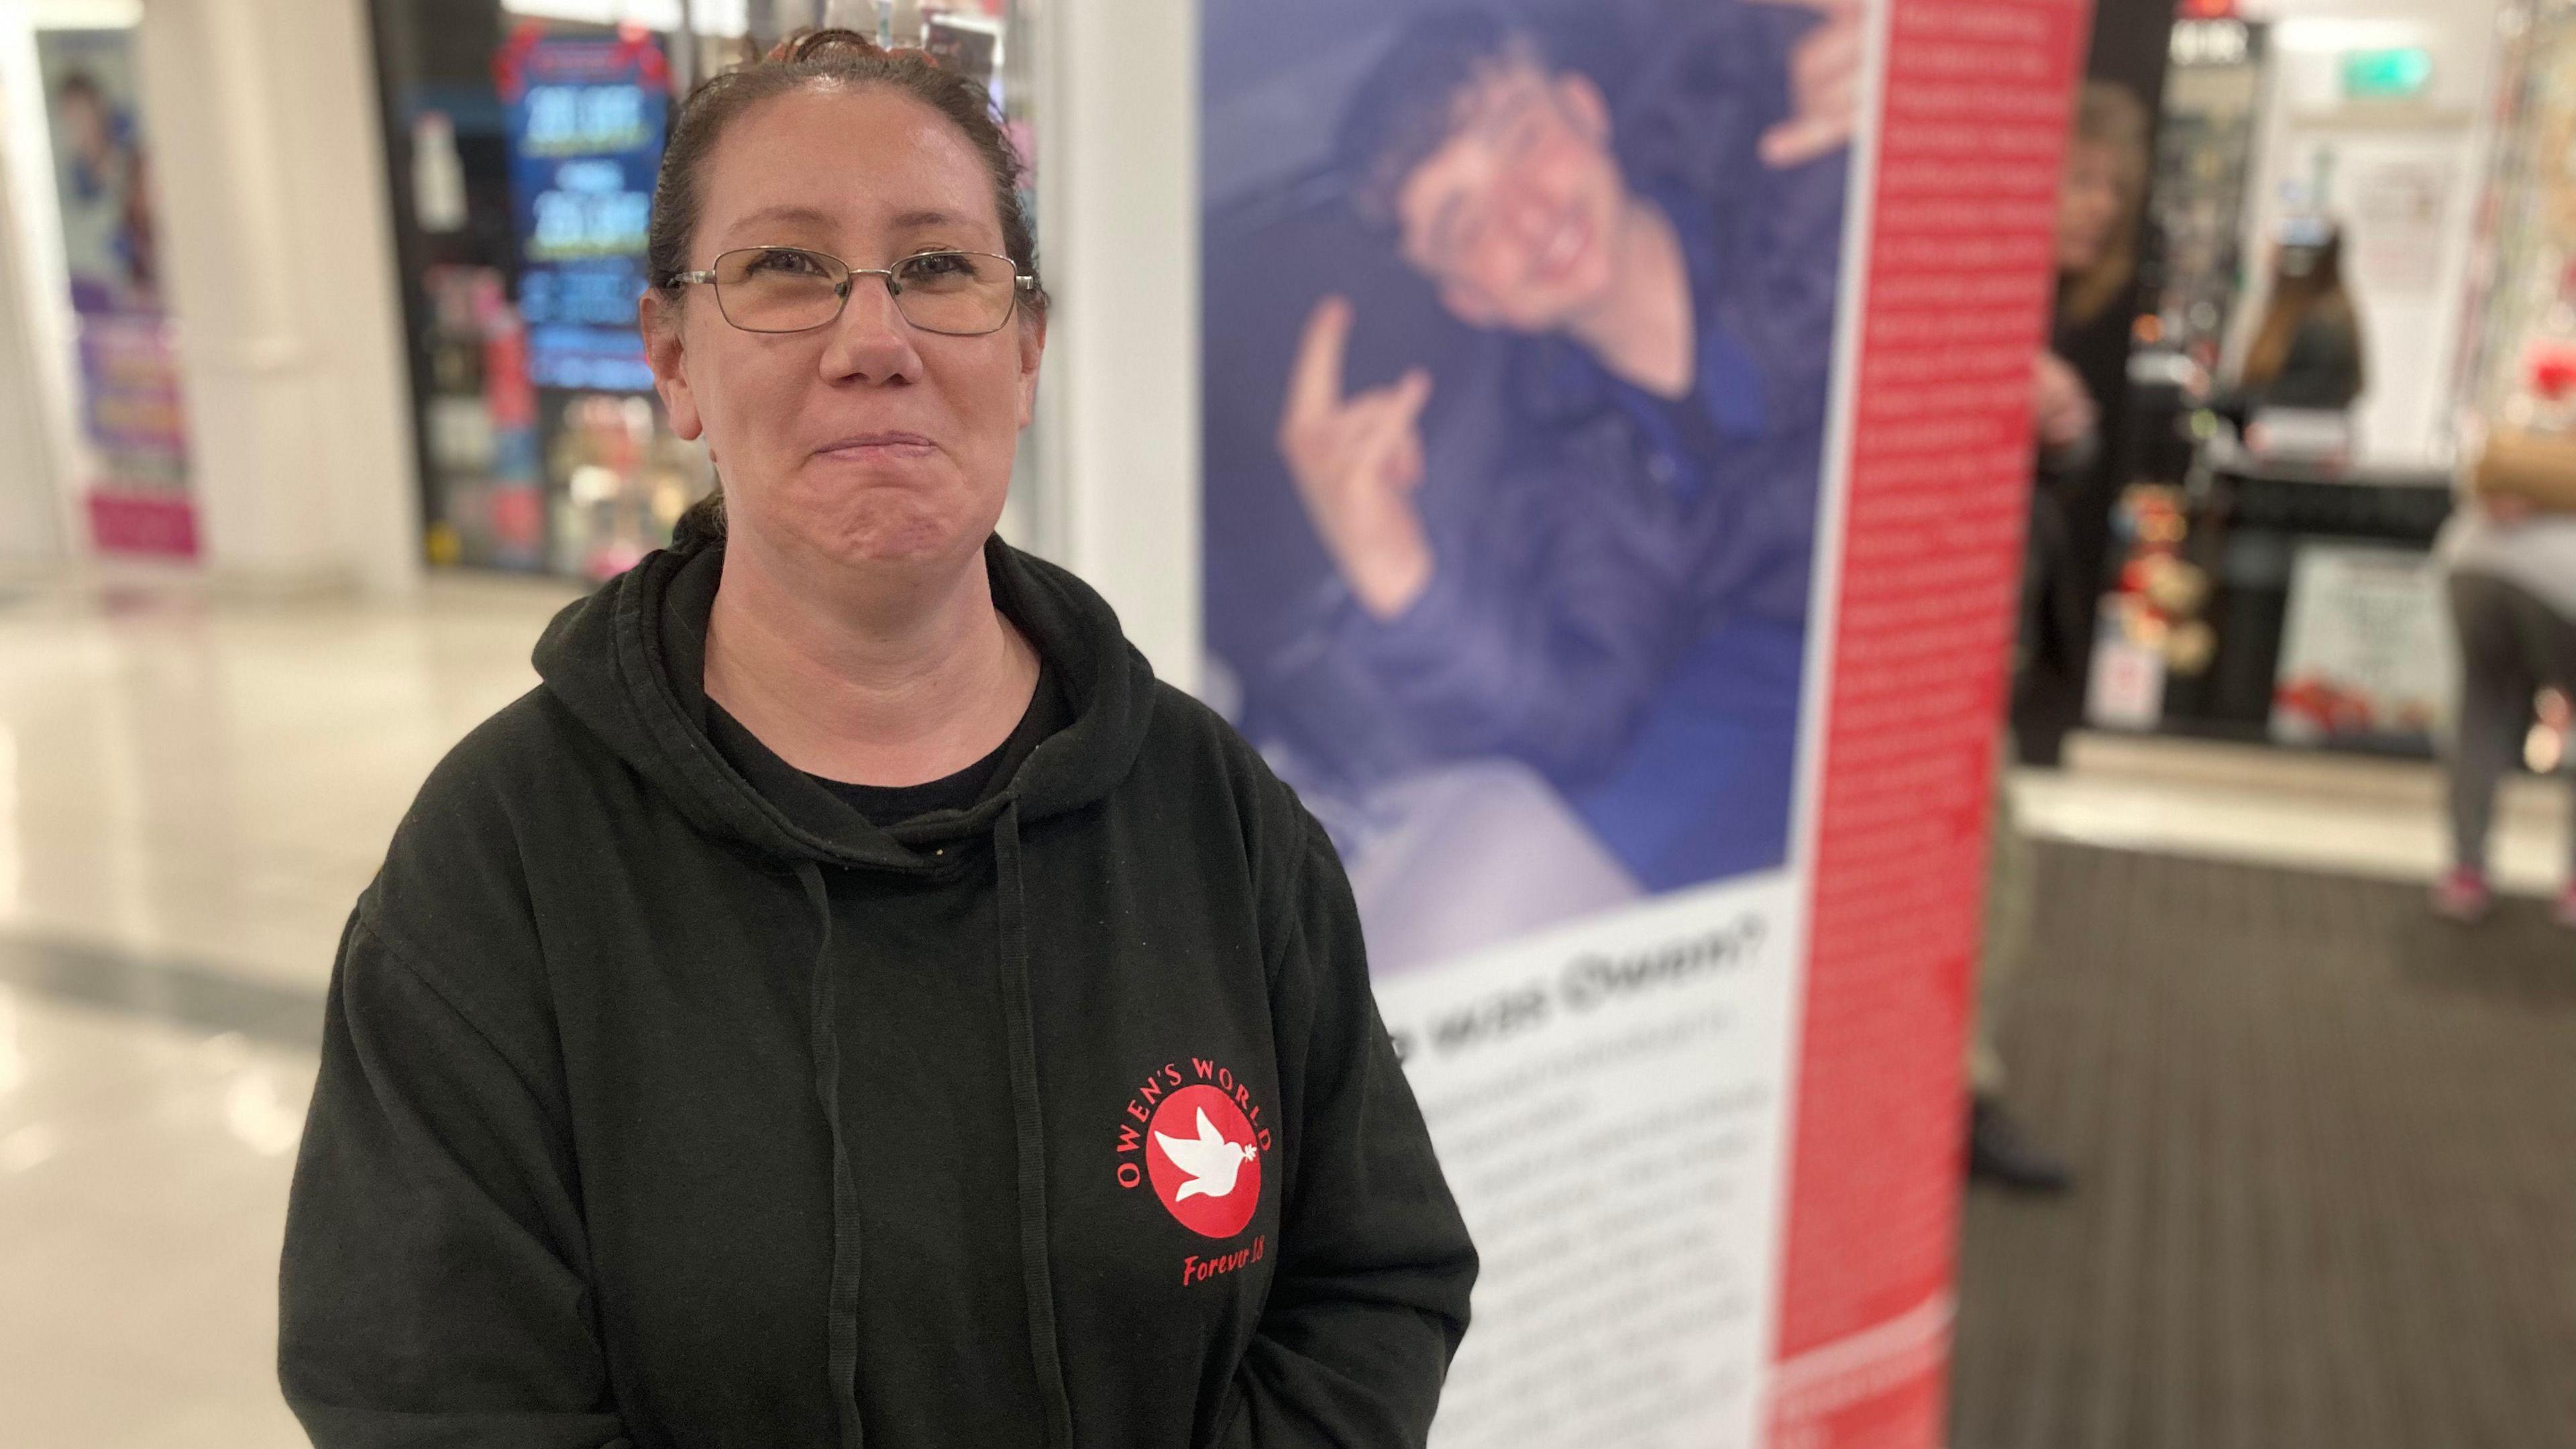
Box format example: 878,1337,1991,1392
814,431,938,461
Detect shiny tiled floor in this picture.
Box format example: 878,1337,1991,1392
0,572,576,990
1,573,574,1447
0,572,2564,1446
1,987,314,1447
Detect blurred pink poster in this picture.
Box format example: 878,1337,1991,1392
37,27,197,558
1199,0,2090,1443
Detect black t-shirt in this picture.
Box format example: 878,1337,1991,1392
709,665,1068,829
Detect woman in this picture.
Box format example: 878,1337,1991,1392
1964,83,2150,1193
279,32,1475,1449
2018,79,2149,757
2235,221,2366,417
2433,439,2576,927
2053,79,2151,347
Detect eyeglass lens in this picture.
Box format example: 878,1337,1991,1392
711,248,1018,335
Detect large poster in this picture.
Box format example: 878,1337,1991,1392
1201,1,2089,1444
497,26,701,580
35,27,197,558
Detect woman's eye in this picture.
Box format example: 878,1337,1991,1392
908,252,973,278
748,249,825,276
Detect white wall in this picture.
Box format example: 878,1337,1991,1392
2235,0,2506,469
1033,0,1200,690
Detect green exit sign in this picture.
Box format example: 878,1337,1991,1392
2343,46,2432,100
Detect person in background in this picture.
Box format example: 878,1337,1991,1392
2027,80,2150,717
2054,83,2151,350
2235,220,2367,419
2432,435,2576,927
1964,82,2151,1195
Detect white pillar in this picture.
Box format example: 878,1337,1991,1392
137,0,420,594
1036,0,1200,691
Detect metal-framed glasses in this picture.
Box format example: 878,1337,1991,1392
675,246,1034,336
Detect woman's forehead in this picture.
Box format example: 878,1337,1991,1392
699,85,1001,247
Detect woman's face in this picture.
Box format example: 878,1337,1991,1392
2056,140,2124,276
643,85,1041,573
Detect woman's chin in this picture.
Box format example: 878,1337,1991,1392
759,472,998,569
808,503,999,572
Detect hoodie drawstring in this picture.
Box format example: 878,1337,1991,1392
798,806,1073,1449
796,860,869,1449
992,798,1077,1449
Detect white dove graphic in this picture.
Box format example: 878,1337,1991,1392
1156,1108,1258,1202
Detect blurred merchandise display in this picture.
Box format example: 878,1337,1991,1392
2090,450,2455,751
34,25,197,558
2088,484,2216,732
2268,540,2455,745
2084,0,2509,759
544,390,704,578
2457,0,2576,443
419,265,546,569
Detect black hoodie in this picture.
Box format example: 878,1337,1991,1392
278,537,1476,1448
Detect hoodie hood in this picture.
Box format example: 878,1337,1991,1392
529,533,1158,1449
531,533,1157,872
282,529,1477,1449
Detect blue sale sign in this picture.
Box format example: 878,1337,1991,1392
498,28,668,392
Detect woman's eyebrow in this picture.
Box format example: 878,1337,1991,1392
727,203,838,237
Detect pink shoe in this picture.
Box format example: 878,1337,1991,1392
2556,886,2576,930
2432,867,2493,924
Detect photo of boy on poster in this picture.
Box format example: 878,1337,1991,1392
48,58,161,317
1203,0,1858,973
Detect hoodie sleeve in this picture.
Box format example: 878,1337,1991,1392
1222,812,1478,1448
279,906,629,1449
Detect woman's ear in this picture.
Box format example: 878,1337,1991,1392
1016,312,1046,431
640,289,705,441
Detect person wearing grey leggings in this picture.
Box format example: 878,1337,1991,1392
2434,500,2576,925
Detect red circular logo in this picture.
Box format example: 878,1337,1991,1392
1144,1084,1263,1238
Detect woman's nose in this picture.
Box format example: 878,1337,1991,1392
820,274,922,383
